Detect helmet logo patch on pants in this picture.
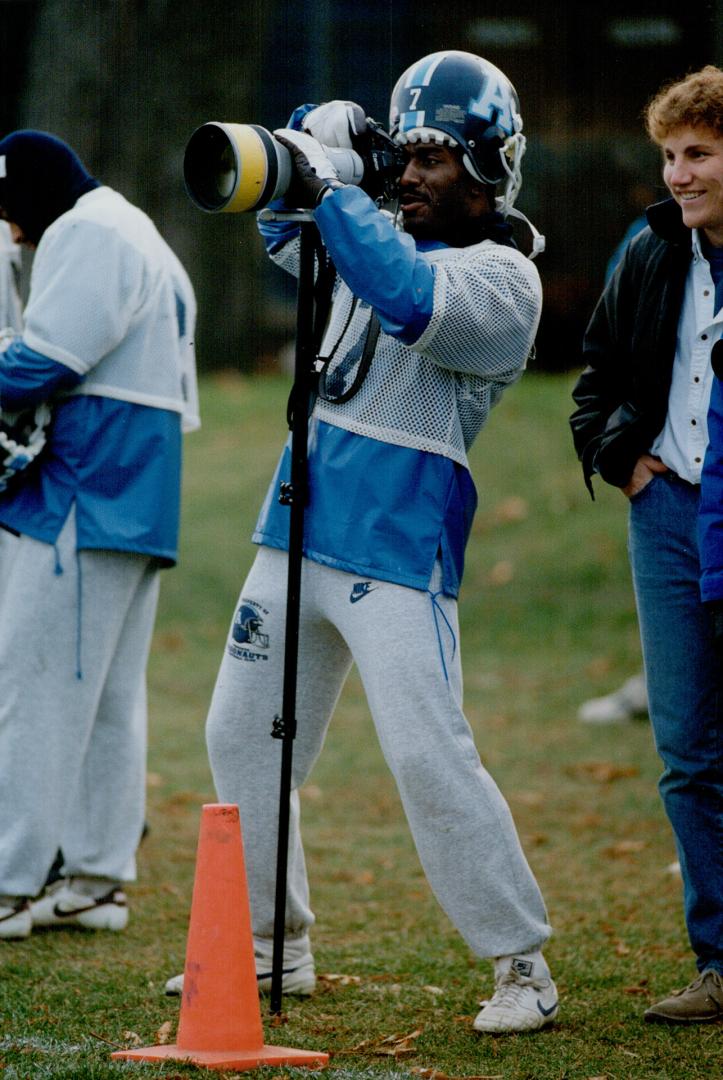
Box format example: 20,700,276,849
228,600,270,661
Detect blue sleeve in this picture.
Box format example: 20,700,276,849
699,375,723,602
257,199,301,254
0,338,83,409
313,186,434,344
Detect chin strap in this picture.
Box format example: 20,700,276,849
502,204,546,260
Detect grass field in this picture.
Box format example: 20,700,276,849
0,371,719,1080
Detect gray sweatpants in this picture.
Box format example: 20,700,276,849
206,546,551,959
0,511,160,897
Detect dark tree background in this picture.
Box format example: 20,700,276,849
2,0,722,372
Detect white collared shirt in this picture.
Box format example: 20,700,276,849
651,230,723,483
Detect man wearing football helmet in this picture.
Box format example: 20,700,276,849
174,51,558,1034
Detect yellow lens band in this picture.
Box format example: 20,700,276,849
223,124,268,212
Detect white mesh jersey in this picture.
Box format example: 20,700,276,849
272,227,541,467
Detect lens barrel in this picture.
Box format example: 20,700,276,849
184,122,292,213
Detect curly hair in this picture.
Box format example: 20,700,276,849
646,65,723,143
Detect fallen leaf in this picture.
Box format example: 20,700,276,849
122,1031,143,1047
422,985,445,996
411,1071,503,1080
572,812,604,829
318,972,362,987
570,762,639,783
156,630,186,653
300,784,323,802
488,560,514,586
155,1020,173,1045
343,1028,423,1058
510,791,544,807
604,840,646,858
379,1027,423,1046
585,657,613,678
493,496,528,523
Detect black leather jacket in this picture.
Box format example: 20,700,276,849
570,198,693,496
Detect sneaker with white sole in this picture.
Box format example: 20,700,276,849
164,934,316,997
0,897,32,940
473,953,559,1034
30,878,128,931
577,673,648,724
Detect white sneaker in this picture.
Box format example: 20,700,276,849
0,898,32,940
165,934,316,997
473,954,559,1034
30,878,128,931
577,673,648,724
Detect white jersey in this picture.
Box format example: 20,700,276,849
272,205,541,467
22,187,199,432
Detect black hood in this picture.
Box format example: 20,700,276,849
0,130,100,245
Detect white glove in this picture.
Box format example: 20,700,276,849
301,100,367,149
272,128,342,207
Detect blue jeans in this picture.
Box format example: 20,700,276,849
628,472,723,974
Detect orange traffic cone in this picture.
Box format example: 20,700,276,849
112,803,328,1070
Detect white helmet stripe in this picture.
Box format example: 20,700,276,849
403,51,447,89
399,110,425,131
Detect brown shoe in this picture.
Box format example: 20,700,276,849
644,970,723,1024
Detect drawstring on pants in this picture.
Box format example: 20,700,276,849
75,550,83,680
428,589,457,683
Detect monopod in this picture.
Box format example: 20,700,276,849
265,212,329,1016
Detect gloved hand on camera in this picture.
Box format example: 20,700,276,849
301,100,368,151
273,128,343,208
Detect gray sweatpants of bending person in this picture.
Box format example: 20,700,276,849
206,545,551,959
0,510,159,899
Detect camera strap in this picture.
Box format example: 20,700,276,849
286,235,336,430
316,300,380,405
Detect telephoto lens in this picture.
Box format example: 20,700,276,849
184,121,364,213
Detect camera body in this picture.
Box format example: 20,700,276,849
184,118,405,214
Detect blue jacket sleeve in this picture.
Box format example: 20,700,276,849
0,338,83,410
257,199,301,255
313,186,434,344
699,374,723,602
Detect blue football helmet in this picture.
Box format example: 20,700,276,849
389,50,527,216
232,603,269,648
